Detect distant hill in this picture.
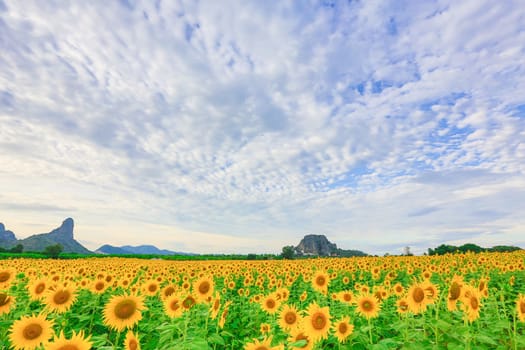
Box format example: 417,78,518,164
294,234,367,257
95,244,192,256
0,218,91,254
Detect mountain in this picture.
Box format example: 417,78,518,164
0,223,18,248
95,244,192,255
294,234,367,257
0,218,92,254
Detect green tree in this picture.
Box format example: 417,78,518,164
44,244,63,259
281,246,295,259
9,244,23,253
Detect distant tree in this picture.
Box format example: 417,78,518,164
247,253,257,260
44,244,63,259
9,244,23,253
489,245,521,253
458,243,483,254
281,246,295,260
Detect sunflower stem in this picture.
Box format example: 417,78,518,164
367,317,373,345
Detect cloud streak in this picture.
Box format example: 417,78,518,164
1,0,524,254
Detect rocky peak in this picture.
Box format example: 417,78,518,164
49,218,74,239
0,222,18,248
295,234,338,256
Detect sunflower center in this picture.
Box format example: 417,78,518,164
148,284,157,292
0,293,9,306
449,282,461,300
338,322,348,334
54,290,71,305
213,299,220,311
311,312,327,330
266,299,276,309
520,301,525,314
413,287,425,303
343,293,352,302
399,301,408,311
362,300,373,311
0,272,10,282
35,283,46,294
315,276,326,286
470,297,479,310
182,296,195,309
115,300,137,319
95,282,104,291
198,281,210,294
254,347,269,350
164,286,175,297
23,323,42,340
129,339,138,350
170,300,180,311
284,311,297,324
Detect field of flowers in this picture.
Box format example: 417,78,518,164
1,251,524,349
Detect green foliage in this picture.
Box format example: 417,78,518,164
281,245,295,259
44,243,63,258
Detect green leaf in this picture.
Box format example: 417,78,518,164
207,333,225,346
475,334,498,346
289,339,308,347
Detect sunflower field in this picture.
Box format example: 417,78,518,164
1,251,525,349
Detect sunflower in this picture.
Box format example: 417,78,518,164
311,271,330,294
91,280,108,294
161,284,177,300
355,294,380,319
422,280,439,304
0,291,14,315
392,283,405,296
461,285,482,322
406,282,429,314
0,268,16,288
332,316,354,343
447,275,463,311
47,331,92,350
260,323,271,334
278,304,302,332
288,329,314,350
28,278,48,301
218,301,232,329
163,294,183,318
9,314,54,350
300,291,308,302
261,293,281,314
210,294,221,319
181,294,196,311
244,336,284,350
396,297,410,314
142,280,159,296
45,284,77,313
338,290,354,305
124,331,141,350
517,294,525,322
303,302,331,342
103,294,145,331
193,276,214,302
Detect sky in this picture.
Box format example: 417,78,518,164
1,0,524,255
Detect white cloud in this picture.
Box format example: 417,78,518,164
0,0,524,254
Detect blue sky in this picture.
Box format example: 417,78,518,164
1,0,524,255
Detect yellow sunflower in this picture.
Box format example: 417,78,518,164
311,271,330,295
193,276,214,302
260,323,271,334
406,282,429,314
332,316,354,343
447,275,463,311
91,280,108,294
355,294,380,319
103,294,145,331
47,331,92,350
517,294,525,322
338,290,354,305
0,268,16,288
163,294,183,318
303,302,331,342
9,314,54,350
218,301,232,329
124,331,141,350
261,293,281,314
278,304,302,332
210,294,221,320
461,285,482,322
0,291,15,315
396,298,410,315
244,336,284,350
142,280,160,296
45,284,77,313
288,329,314,350
27,278,48,301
